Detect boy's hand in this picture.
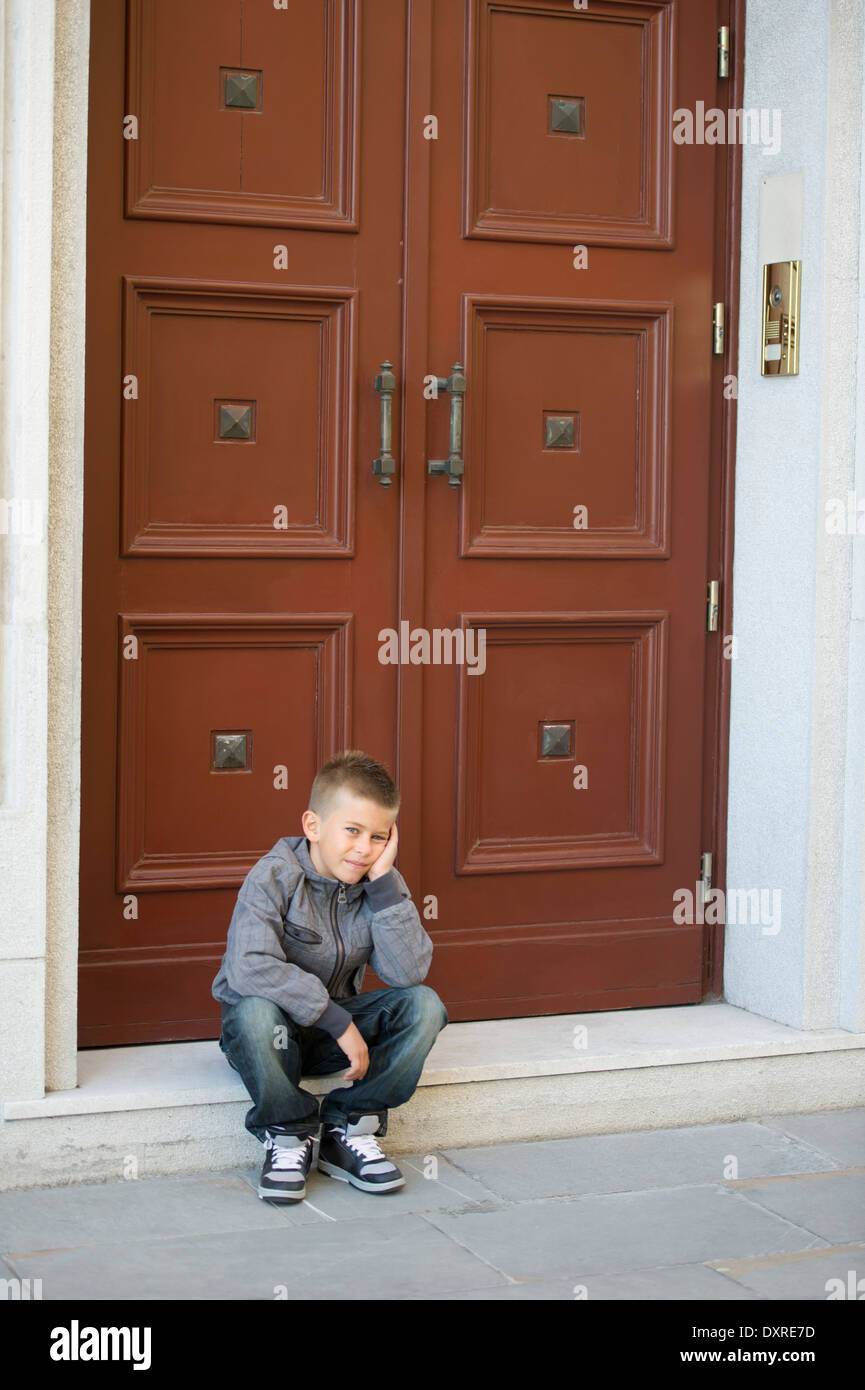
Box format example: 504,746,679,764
335,1020,369,1081
366,821,398,882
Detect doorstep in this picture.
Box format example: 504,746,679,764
2,1002,864,1191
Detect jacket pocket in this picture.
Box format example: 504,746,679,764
282,916,324,946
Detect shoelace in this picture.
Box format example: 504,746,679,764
342,1133,389,1165
268,1137,311,1171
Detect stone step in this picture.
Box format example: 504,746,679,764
2,1002,864,1190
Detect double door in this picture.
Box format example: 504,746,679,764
80,0,732,1043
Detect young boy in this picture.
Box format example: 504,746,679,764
212,749,448,1203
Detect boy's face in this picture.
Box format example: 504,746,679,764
302,790,395,884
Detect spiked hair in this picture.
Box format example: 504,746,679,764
308,749,400,824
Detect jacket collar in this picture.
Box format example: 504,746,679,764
279,834,368,900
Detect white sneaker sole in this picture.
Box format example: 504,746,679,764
318,1158,405,1192
258,1185,306,1202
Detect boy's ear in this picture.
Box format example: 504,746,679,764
301,808,319,839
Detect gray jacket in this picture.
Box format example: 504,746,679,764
211,835,434,1040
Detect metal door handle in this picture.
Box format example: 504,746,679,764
427,361,466,487
373,360,397,486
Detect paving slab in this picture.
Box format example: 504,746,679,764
760,1110,865,1169
439,1121,838,1201
5,1215,510,1301
725,1174,865,1245
710,1242,865,1301
422,1185,829,1282
0,1172,296,1256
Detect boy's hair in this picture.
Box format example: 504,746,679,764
309,749,400,824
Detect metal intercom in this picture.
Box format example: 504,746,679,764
762,260,801,375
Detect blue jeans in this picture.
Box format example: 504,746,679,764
218,985,449,1142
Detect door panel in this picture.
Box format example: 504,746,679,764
80,0,402,1043
125,0,358,227
465,0,674,246
419,0,718,1018
459,298,672,555
121,279,356,553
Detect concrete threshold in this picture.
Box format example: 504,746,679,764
2,1002,864,1190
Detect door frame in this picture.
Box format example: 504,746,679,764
394,0,746,1001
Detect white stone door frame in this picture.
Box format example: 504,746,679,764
0,0,89,1097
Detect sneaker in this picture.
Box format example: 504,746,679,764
318,1114,405,1193
257,1128,315,1202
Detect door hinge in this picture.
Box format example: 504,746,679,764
707,580,720,631
713,302,725,354
718,26,730,79
700,851,713,900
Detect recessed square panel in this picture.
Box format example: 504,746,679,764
465,0,674,246
462,296,671,557
455,614,667,873
125,0,358,228
117,615,350,890
122,278,356,555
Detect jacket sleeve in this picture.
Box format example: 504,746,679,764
221,857,352,1040
363,866,433,985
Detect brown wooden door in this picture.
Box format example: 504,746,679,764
80,0,407,1043
406,0,723,1023
406,0,723,1020
80,0,733,1044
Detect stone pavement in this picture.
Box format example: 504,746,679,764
1,1107,863,1301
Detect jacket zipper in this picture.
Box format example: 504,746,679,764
325,881,347,995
